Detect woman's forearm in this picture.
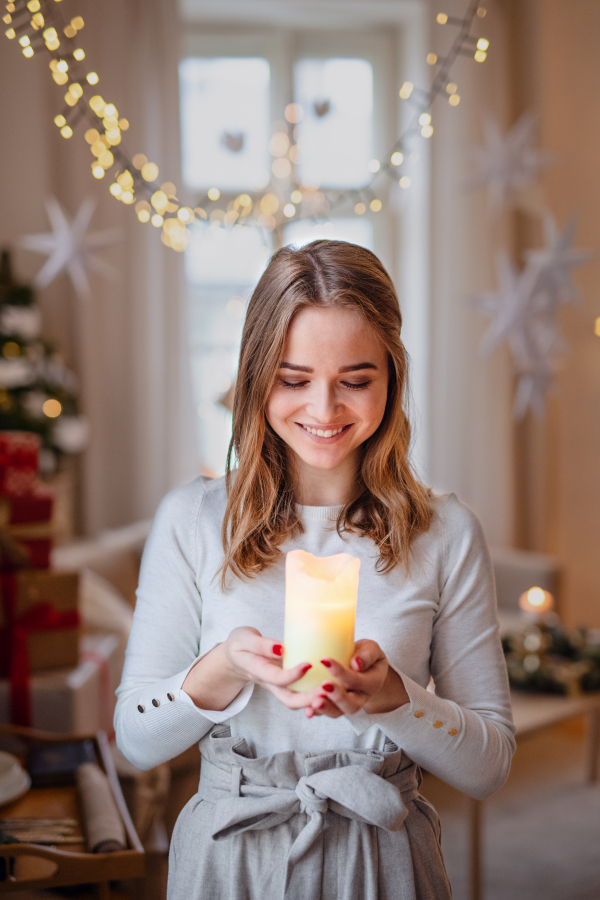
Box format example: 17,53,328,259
182,643,248,711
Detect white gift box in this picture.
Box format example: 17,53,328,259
0,633,124,734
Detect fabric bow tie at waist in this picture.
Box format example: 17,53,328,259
199,753,420,899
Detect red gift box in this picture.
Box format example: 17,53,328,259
0,431,40,497
0,490,54,571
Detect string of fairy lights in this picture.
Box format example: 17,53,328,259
4,0,490,252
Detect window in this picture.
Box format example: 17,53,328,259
180,28,403,475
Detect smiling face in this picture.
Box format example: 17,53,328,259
265,305,389,489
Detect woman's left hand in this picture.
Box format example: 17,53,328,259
305,639,409,719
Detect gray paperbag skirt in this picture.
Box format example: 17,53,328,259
167,726,452,900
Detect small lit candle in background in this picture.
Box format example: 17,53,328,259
519,586,554,616
283,549,360,691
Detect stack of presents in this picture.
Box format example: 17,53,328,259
0,431,123,736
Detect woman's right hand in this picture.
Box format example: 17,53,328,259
183,626,323,713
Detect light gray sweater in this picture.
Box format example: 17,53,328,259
115,476,515,800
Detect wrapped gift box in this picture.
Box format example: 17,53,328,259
0,489,54,570
0,431,40,496
0,569,79,674
0,633,124,734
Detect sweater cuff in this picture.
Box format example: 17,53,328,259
177,657,255,723
346,666,463,740
179,679,254,722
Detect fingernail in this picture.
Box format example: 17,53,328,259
319,695,328,701
272,644,283,657
320,659,332,668
355,658,364,671
322,682,334,693
301,664,313,673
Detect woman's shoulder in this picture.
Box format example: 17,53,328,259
429,490,487,545
154,475,227,528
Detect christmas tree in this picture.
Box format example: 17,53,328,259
0,249,88,472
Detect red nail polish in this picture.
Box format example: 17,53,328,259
322,682,334,693
355,658,364,671
301,663,313,673
319,695,328,700
320,659,332,668
272,644,283,657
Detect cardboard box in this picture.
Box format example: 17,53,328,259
0,570,79,674
0,633,124,735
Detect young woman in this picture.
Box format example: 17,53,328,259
115,240,515,900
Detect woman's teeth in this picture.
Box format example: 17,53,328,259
301,425,345,438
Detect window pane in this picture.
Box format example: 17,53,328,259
294,58,373,189
284,217,374,251
179,57,271,192
186,224,272,475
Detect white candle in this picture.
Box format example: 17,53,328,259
283,549,360,691
519,586,554,615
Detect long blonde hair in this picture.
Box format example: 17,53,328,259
220,240,433,587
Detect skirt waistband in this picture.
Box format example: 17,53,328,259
197,726,421,900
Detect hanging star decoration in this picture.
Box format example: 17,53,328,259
467,110,556,212
20,198,121,300
473,214,593,418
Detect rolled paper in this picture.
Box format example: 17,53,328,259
283,549,360,691
77,762,126,853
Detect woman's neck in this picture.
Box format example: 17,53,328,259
293,451,359,507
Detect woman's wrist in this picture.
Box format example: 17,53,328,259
362,664,409,715
182,642,249,711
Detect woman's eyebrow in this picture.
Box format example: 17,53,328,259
279,362,378,373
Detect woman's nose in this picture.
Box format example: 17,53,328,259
308,383,340,421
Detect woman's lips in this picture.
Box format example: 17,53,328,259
296,423,352,443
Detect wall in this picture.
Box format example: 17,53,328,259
504,0,600,627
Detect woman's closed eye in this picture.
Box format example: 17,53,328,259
279,378,372,390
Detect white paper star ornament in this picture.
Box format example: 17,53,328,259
21,198,121,300
525,213,594,310
467,111,555,212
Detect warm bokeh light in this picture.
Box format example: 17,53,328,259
272,157,291,179
595,317,600,337
133,154,147,169
141,162,159,182
284,103,303,124
283,203,296,218
207,187,220,201
368,159,380,173
399,81,414,99
86,72,99,85
354,202,366,215
269,132,289,157
436,13,448,24
399,175,411,189
427,53,438,65
370,199,382,212
43,398,62,418
449,94,461,106
519,587,554,614
391,151,403,166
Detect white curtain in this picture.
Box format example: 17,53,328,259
0,0,198,534
426,0,515,546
